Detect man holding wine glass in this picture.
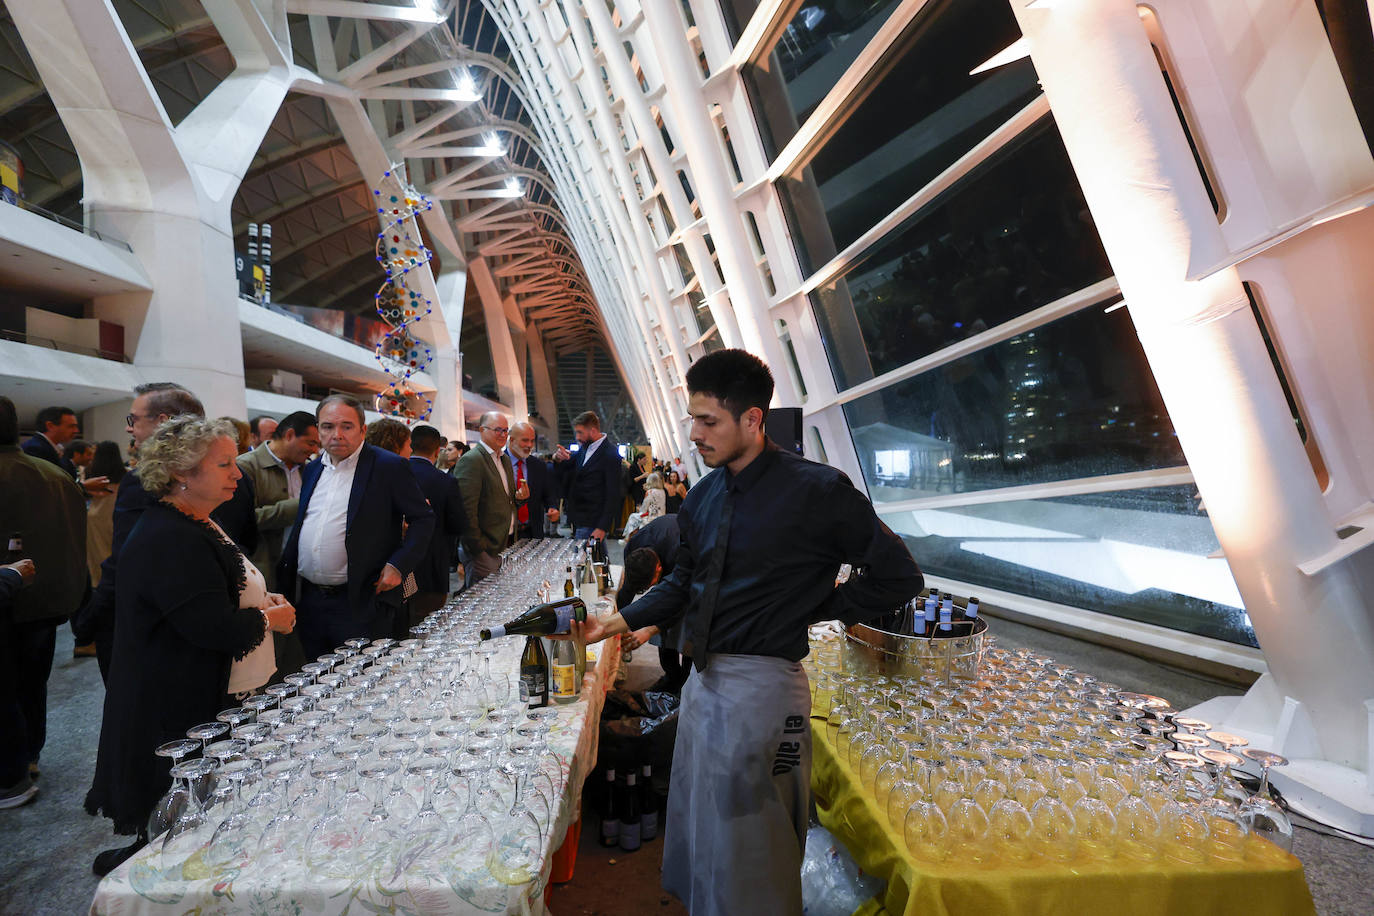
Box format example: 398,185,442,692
569,349,922,916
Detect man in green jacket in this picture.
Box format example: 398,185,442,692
0,396,85,794
236,410,318,676
453,411,527,586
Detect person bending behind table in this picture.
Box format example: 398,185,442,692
570,349,922,916
86,417,296,876
614,534,690,695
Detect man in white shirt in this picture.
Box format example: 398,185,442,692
278,395,434,658
453,411,527,586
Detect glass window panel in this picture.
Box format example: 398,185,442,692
777,0,1041,274
842,304,1184,498
746,0,905,159
883,485,1255,646
813,119,1113,390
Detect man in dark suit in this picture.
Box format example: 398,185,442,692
508,421,559,539
278,394,434,659
23,406,109,497
552,410,622,541
406,424,466,626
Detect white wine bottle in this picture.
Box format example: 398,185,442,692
550,635,580,704
480,597,587,640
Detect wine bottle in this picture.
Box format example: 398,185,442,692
922,596,937,637
579,545,600,604
550,635,580,704
640,763,658,841
519,637,549,708
966,596,980,620
3,532,21,564
618,771,642,851
939,598,953,633
599,768,619,846
479,596,587,640
563,566,575,599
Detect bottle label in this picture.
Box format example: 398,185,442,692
619,822,641,850
6,538,19,551
551,663,577,698
520,670,547,707
642,809,657,840
601,818,620,841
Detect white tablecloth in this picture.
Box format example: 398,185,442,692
91,637,619,916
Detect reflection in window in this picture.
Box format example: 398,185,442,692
745,0,904,158
885,485,1254,646
842,304,1184,499
813,119,1113,390
776,0,1041,274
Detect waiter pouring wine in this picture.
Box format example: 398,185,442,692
569,348,922,915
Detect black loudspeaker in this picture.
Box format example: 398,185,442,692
766,407,803,456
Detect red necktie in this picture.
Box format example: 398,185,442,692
516,459,528,524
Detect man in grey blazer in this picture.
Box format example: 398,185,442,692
453,412,527,586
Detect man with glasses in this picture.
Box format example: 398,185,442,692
453,411,527,586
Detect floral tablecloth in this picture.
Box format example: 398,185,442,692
91,637,619,916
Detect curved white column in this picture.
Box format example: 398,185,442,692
1010,0,1374,830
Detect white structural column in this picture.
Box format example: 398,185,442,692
1011,0,1374,831
525,325,559,440
635,1,798,401
488,2,677,453
579,0,745,350
430,266,468,433
524,0,692,461
8,0,294,418
469,255,524,416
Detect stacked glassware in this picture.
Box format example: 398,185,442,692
805,626,1296,866
139,538,598,889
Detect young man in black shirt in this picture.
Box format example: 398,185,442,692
573,349,921,915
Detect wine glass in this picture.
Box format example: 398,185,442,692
204,757,262,869
1159,751,1211,864
1240,749,1294,854
1028,749,1078,863
147,739,201,841
161,757,219,863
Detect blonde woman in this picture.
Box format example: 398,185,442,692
86,416,295,875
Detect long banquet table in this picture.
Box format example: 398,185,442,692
91,629,620,916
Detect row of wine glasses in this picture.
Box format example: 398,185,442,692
805,629,1295,867
138,538,596,890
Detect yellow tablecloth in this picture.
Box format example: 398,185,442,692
811,722,1315,916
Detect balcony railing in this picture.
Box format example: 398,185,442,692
0,327,131,363
2,199,133,252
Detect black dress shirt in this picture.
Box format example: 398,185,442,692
621,442,922,662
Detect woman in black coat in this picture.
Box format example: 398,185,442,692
85,417,296,875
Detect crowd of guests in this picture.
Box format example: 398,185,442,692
0,384,692,876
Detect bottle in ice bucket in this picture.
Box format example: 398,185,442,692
965,596,980,620
922,595,937,636
520,637,549,708
550,635,580,704
479,596,587,640
600,768,619,847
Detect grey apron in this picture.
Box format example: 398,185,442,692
662,653,811,916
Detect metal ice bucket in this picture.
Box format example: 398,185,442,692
842,617,988,684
